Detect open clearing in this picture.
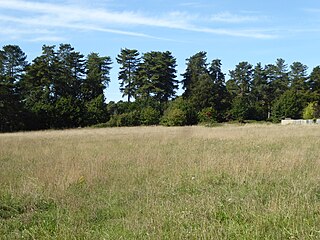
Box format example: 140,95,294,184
1,125,320,239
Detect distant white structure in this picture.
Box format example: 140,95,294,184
281,118,320,125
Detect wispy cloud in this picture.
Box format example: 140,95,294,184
0,0,276,41
210,12,262,23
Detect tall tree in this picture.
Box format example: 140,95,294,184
0,45,28,131
22,45,58,129
81,52,112,125
309,66,320,101
82,52,112,101
209,59,230,120
266,58,289,102
227,62,253,121
289,62,308,91
116,48,140,102
181,52,213,112
251,63,270,120
55,44,86,99
136,51,178,105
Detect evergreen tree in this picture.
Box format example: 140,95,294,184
251,63,269,120
22,45,58,129
227,62,253,121
181,52,213,112
136,51,178,105
289,62,308,92
266,58,289,103
81,52,112,125
209,59,230,121
55,44,86,99
116,48,140,102
309,66,320,101
0,45,28,131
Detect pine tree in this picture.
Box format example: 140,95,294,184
0,45,28,131
116,48,140,102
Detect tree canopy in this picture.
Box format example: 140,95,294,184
1,43,320,131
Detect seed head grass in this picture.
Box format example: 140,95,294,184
1,125,320,239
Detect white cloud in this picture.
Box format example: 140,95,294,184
0,0,277,40
28,36,66,43
210,12,261,23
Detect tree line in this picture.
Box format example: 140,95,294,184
1,44,320,132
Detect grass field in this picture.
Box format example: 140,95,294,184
1,124,320,239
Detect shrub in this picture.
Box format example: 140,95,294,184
198,107,217,124
140,107,160,125
161,108,187,126
303,102,320,120
106,111,140,127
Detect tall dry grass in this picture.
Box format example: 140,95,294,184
1,124,320,239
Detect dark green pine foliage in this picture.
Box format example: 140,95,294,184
266,58,289,104
116,48,140,102
136,51,178,106
55,44,86,99
208,59,230,121
251,63,270,120
309,66,320,101
53,44,86,128
0,45,28,131
272,89,305,121
181,52,214,112
289,62,308,92
82,52,112,125
22,45,58,129
227,62,253,121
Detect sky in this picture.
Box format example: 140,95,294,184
1,0,320,101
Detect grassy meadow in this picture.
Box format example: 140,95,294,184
1,124,320,239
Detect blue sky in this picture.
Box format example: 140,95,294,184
1,0,320,101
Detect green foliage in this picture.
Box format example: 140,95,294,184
161,108,187,126
53,96,82,128
140,107,160,125
136,51,178,104
198,107,217,124
272,90,306,122
116,48,140,102
160,97,197,126
106,111,140,127
84,95,108,126
303,102,320,119
0,45,27,132
229,96,252,122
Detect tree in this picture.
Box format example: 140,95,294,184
136,51,178,105
209,59,230,121
55,44,86,99
0,45,28,131
308,66,320,101
116,48,140,102
227,62,253,121
251,63,269,120
272,90,305,121
266,59,289,102
181,52,214,112
81,52,112,125
22,45,58,129
289,62,308,92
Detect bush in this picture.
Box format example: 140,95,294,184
198,107,217,124
303,102,320,120
161,108,187,126
272,90,305,122
140,107,160,125
105,111,140,127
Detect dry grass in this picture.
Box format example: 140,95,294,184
1,124,320,239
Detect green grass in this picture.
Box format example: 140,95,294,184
1,125,320,239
